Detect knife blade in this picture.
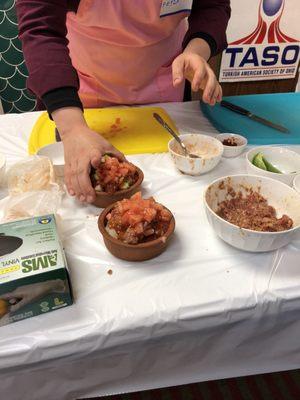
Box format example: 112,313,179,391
220,100,289,134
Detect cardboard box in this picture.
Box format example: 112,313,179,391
0,215,73,326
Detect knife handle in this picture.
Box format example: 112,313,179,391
220,100,251,117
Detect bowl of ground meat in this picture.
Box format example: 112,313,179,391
204,175,300,252
90,155,144,208
98,192,175,261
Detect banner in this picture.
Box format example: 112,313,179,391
219,0,300,82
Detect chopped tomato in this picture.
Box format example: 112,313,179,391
106,192,172,244
91,156,138,194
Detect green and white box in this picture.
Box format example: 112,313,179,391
0,215,73,326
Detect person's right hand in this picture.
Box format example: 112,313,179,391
52,107,124,203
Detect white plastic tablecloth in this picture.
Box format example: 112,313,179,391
1,102,300,400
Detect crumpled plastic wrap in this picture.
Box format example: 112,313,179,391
6,156,58,195
2,190,62,222
2,156,63,222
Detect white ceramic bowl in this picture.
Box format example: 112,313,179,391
216,133,247,158
37,142,65,177
168,134,223,176
0,152,6,186
204,174,300,252
293,174,300,194
246,146,300,186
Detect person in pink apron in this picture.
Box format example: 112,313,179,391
17,0,231,203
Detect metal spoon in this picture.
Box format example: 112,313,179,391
153,113,199,158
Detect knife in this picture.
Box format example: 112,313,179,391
220,100,289,133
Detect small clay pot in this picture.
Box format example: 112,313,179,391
98,203,175,261
92,167,144,208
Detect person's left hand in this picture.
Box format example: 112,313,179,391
172,38,222,106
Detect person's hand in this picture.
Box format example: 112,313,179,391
62,125,124,203
1,280,66,313
52,107,125,203
172,38,222,106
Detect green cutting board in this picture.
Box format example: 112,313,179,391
201,93,300,145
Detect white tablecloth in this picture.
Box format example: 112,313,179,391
1,102,300,400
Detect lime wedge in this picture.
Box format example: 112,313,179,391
252,153,267,170
262,157,282,174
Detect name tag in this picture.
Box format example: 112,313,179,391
160,0,193,17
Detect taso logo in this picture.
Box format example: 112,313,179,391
232,0,297,45
220,0,300,82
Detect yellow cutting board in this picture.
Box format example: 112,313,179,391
28,106,179,155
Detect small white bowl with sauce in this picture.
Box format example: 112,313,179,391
216,133,248,158
168,134,223,176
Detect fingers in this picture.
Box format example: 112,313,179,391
212,85,222,105
66,156,95,203
186,56,221,105
179,52,222,107
64,164,74,196
90,149,103,169
202,68,217,105
111,149,126,162
217,85,223,102
64,144,76,196
69,161,83,201
200,65,222,106
90,148,125,168
172,55,185,87
63,131,125,203
187,56,206,92
77,157,95,203
191,67,206,92
207,83,222,106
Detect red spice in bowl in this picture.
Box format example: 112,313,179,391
222,137,238,147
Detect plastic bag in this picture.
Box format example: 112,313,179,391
2,190,62,222
2,156,63,222
6,156,58,195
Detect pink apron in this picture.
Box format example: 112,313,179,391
66,0,189,108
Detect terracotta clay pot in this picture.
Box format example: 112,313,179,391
92,167,144,208
98,203,175,261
